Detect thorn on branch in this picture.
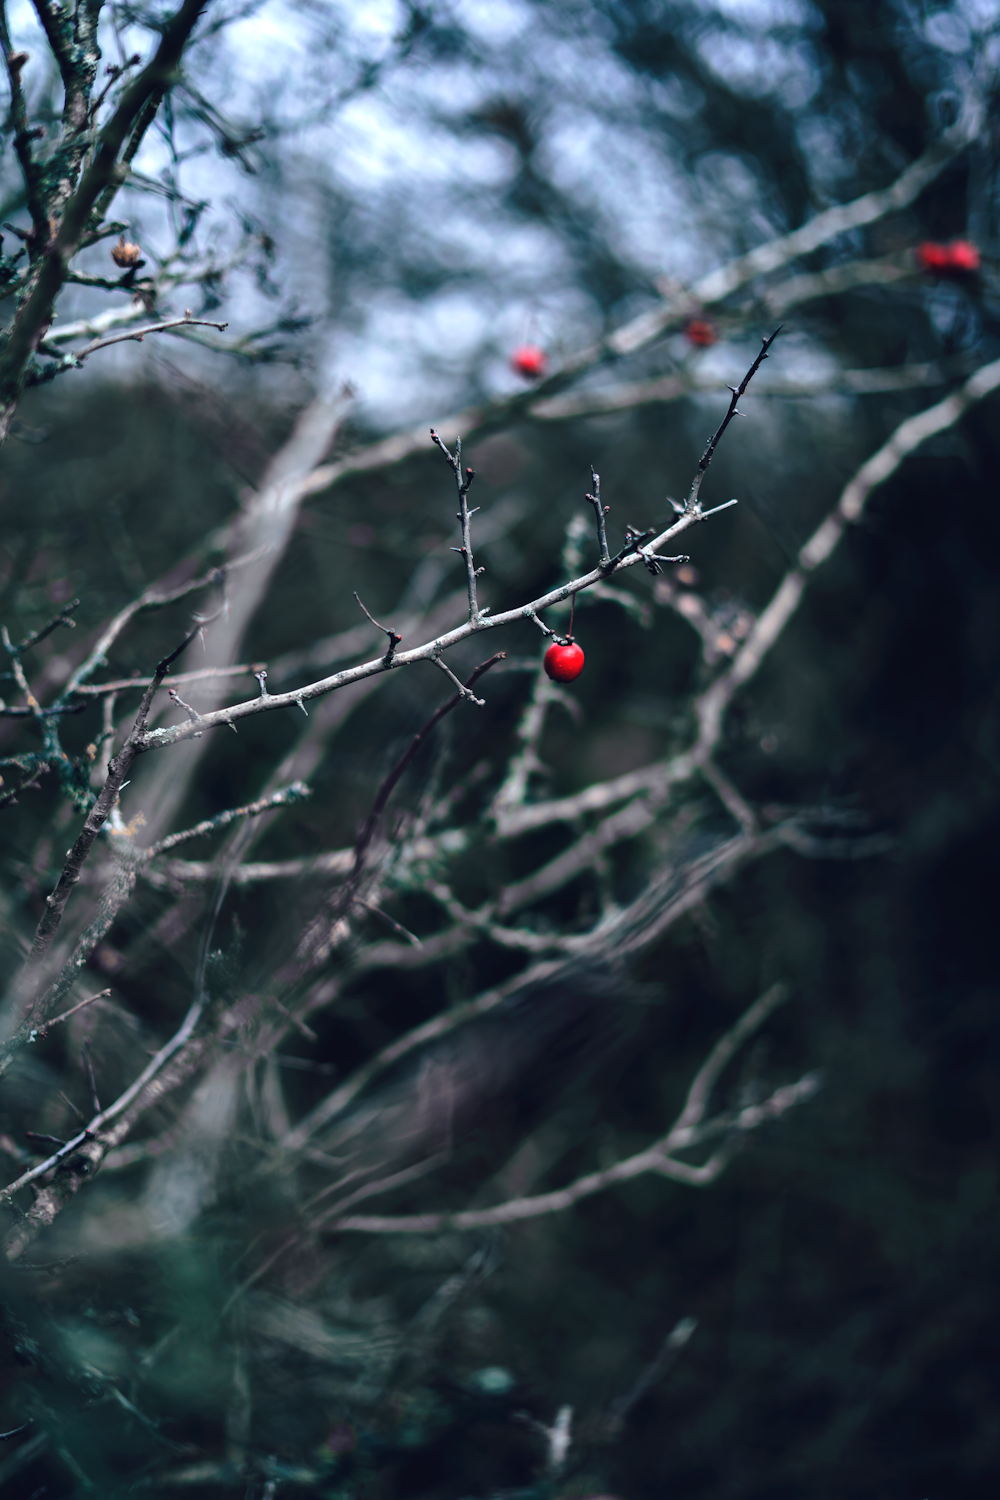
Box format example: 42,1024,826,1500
354,592,402,665
432,430,482,623
685,327,782,514
605,525,656,571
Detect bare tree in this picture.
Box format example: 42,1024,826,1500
0,43,995,1491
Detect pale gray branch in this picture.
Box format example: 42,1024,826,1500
322,989,817,1236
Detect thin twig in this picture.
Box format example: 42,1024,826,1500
35,316,229,372
144,783,311,859
37,989,111,1036
81,1042,101,1114
431,430,481,622
586,466,611,567
352,652,506,875
14,603,229,1016
354,592,402,664
686,328,781,512
16,599,81,652
321,991,816,1235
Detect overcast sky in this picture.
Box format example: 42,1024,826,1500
6,0,998,424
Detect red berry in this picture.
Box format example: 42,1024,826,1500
511,344,548,379
916,241,951,272
544,640,585,682
947,239,981,272
916,239,981,275
684,317,717,347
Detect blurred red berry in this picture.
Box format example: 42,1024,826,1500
684,317,717,347
947,239,981,272
544,640,584,682
510,344,548,379
916,241,950,272
916,239,980,275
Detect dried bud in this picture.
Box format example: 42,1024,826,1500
111,236,143,269
8,51,29,76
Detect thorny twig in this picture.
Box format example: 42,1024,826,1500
686,327,781,513
14,601,228,1017
431,430,482,623
143,783,312,859
586,466,611,567
121,337,772,755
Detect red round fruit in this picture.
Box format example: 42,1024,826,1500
510,343,548,379
684,317,717,347
916,241,951,272
947,238,981,272
916,239,981,275
544,640,585,682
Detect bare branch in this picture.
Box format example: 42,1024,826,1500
321,988,817,1235
431,430,481,622
351,652,506,876
268,828,792,1164
495,354,1000,842
32,316,230,381
686,329,780,512
35,988,111,1037
15,597,81,652
354,592,402,665
272,120,977,503
13,603,228,1020
0,0,211,439
585,466,611,567
63,551,266,699
142,847,354,889
135,490,729,751
698,354,1000,749
143,782,312,859
0,14,47,243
